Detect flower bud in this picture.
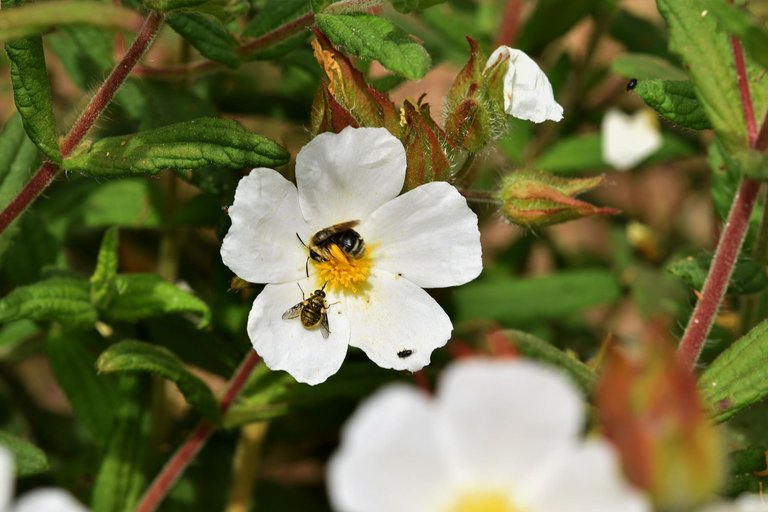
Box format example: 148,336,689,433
400,99,453,190
497,170,618,227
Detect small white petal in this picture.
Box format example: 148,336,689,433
221,169,309,284
435,360,584,489
363,181,482,288
296,127,407,229
486,46,564,123
248,280,350,385
601,108,663,170
0,446,13,511
524,439,650,512
700,495,768,512
344,270,452,372
327,385,452,512
12,489,88,512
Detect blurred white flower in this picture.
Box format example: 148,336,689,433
601,108,662,170
327,359,650,512
221,127,482,385
0,446,87,512
485,46,564,123
700,495,768,512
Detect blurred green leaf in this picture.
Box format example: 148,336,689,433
142,0,207,12
389,0,444,13
609,8,671,59
633,79,711,130
63,118,289,176
90,227,120,309
167,13,240,68
454,270,622,324
534,134,605,173
700,320,768,422
722,446,767,495
668,252,767,295
315,13,431,79
46,330,117,441
0,276,97,329
97,340,220,421
5,35,60,160
46,26,112,90
103,274,211,328
658,0,746,153
0,0,142,43
517,0,602,55
0,431,48,476
611,53,687,80
703,0,768,71
117,80,218,131
241,0,310,59
92,376,149,512
0,320,39,359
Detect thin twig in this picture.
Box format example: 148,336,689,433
494,0,521,48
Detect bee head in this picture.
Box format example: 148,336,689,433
315,290,326,298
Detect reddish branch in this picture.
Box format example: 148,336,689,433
494,0,521,48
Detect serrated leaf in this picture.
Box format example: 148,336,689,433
633,79,711,130
658,0,746,152
611,53,687,81
668,251,767,295
102,274,211,327
63,118,289,176
703,0,768,71
90,227,120,308
5,36,60,161
167,13,240,69
0,431,48,476
0,0,142,43
97,340,220,421
0,276,97,329
91,376,149,512
315,13,430,80
700,320,768,422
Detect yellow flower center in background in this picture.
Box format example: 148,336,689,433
448,491,523,512
314,244,372,293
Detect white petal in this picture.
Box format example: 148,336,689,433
221,168,309,284
12,489,88,512
327,385,452,512
344,271,452,372
0,446,13,511
362,181,482,288
524,439,650,512
435,359,584,489
486,46,564,123
248,280,350,385
601,108,662,170
295,127,406,229
701,495,768,512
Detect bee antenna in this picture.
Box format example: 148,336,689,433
321,281,328,291
296,233,308,248
297,282,305,299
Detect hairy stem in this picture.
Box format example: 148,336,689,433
494,0,521,48
731,37,757,145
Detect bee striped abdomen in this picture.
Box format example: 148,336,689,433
300,297,325,327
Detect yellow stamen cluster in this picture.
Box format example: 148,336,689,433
314,244,372,293
448,491,523,512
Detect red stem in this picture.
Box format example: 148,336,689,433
0,11,164,234
731,36,757,145
135,350,261,512
494,0,521,48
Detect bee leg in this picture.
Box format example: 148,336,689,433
296,282,305,300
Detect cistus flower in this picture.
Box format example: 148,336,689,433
601,108,662,170
0,446,87,512
485,46,564,123
221,127,482,385
327,359,650,512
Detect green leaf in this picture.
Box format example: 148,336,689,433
91,376,149,512
63,118,289,176
142,0,208,12
608,8,672,59
703,0,768,71
5,36,60,160
116,79,218,131
45,330,117,441
534,134,605,173
389,0,444,13
241,0,310,59
611,53,687,81
0,276,97,329
0,431,48,476
517,0,603,55
46,26,112,91
97,340,220,421
454,269,622,324
668,252,767,295
167,13,240,69
90,227,120,308
0,320,39,359
700,320,768,422
315,13,431,80
102,274,211,328
0,0,142,44
657,0,746,153
633,79,711,130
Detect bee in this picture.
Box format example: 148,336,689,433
296,220,366,276
282,284,332,338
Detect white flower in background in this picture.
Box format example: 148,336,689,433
485,46,564,123
221,127,482,385
0,446,87,512
327,359,650,512
601,108,662,170
701,495,768,512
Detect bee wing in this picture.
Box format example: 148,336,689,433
320,313,330,339
282,303,302,320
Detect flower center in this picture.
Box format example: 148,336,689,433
448,491,523,512
313,243,372,293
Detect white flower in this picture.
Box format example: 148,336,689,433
221,127,482,385
0,446,87,512
485,46,564,123
700,495,768,512
327,359,650,512
601,108,662,170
